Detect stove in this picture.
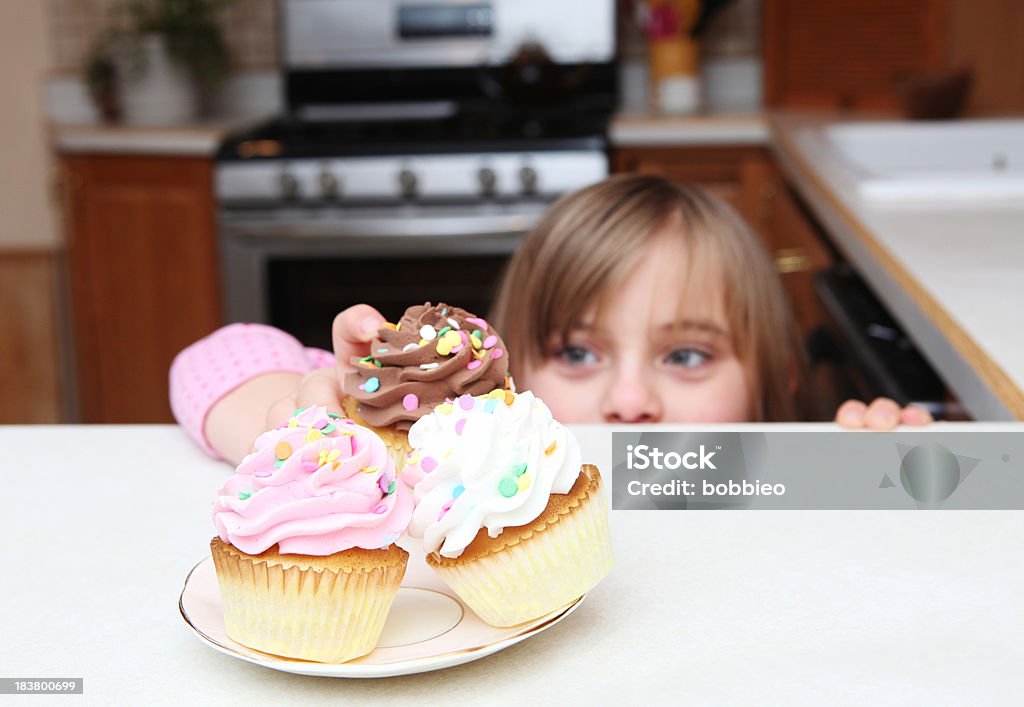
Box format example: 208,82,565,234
216,0,616,346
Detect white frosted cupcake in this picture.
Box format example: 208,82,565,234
402,390,612,627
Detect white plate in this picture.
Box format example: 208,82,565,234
179,541,585,678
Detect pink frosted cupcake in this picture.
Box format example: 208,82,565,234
210,406,413,663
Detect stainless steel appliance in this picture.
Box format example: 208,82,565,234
217,0,616,348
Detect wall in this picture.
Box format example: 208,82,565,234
947,0,1024,115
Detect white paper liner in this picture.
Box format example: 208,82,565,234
429,485,613,627
211,543,407,663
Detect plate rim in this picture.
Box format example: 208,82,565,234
179,557,586,678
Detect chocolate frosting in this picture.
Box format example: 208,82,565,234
345,303,510,430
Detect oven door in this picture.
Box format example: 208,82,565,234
219,203,542,350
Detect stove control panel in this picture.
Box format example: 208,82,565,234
216,151,607,205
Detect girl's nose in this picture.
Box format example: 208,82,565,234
601,365,663,423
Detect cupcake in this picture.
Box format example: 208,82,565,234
210,406,413,663
403,390,612,627
343,302,512,470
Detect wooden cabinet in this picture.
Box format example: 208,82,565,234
63,155,223,423
612,145,832,337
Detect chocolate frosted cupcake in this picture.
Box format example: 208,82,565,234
343,302,512,469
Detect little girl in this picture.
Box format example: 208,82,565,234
172,175,929,464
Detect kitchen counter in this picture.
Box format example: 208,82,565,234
4,423,1022,704
52,122,241,157
610,111,768,146
770,113,1024,421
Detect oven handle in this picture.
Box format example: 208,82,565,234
218,210,543,239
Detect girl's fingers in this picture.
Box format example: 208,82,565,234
863,397,902,430
900,404,934,426
333,304,387,380
834,399,867,428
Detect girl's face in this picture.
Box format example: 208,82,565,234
520,234,753,424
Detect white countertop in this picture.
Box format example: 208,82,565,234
3,423,1023,705
52,122,242,157
771,113,1024,421
610,111,768,147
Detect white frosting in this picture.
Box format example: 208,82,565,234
404,391,581,558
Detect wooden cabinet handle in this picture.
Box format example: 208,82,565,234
774,247,813,274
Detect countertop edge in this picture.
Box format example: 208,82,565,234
769,113,1022,421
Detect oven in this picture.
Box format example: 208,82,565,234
215,0,617,349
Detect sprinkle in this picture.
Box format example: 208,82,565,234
361,465,380,474
387,480,396,495
238,491,252,500
545,441,558,456
274,441,292,460
447,317,461,330
420,362,439,370
274,459,284,468
359,355,374,364
406,451,421,465
484,398,498,413
471,329,483,339
306,429,324,443
517,473,532,492
472,348,484,360
254,470,272,478
455,418,467,436
441,308,447,315
402,393,419,411
470,334,483,349
419,324,437,340
318,448,341,467
378,475,390,493
450,343,465,354
301,461,319,473
514,462,528,477
438,500,453,521
436,340,453,356
436,403,453,415
328,412,342,419
467,359,483,371
372,503,388,514
383,322,398,330
377,348,389,354
403,343,419,353
504,391,516,405
374,360,383,368
363,376,380,393
498,477,518,497
361,360,377,368
483,335,498,349
487,389,505,399
395,322,402,331
452,484,465,498
458,394,475,410
492,348,504,360
437,326,452,337
421,456,438,473
466,317,488,331
322,424,336,434
313,418,329,430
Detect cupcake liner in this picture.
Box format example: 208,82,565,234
342,395,412,471
210,538,407,663
427,476,613,627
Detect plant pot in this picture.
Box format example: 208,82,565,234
114,33,198,125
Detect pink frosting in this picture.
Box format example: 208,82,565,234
212,406,413,555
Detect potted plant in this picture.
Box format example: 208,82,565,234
86,0,232,124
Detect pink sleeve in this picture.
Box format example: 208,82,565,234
169,323,336,459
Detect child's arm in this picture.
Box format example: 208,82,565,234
834,398,933,429
170,308,386,466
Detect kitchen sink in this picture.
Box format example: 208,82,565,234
805,119,1024,204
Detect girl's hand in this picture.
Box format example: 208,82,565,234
265,305,387,430
834,397,934,430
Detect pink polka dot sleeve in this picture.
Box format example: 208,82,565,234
169,323,336,459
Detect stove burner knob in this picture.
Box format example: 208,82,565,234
398,169,418,199
478,167,497,197
319,171,340,200
279,172,300,201
519,166,538,195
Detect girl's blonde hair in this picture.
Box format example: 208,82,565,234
490,174,816,422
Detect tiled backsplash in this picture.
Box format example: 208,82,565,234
46,0,278,73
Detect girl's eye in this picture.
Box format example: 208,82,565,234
664,348,711,368
559,345,598,365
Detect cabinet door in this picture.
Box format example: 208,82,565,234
64,155,222,422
